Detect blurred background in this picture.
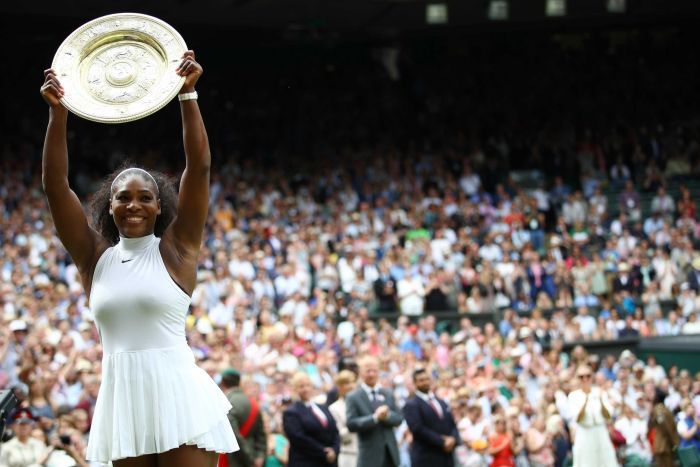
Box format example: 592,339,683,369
1,1,700,466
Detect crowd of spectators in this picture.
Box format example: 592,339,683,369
1,23,700,467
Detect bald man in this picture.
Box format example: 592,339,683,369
346,356,403,467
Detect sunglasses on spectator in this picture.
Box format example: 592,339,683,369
578,374,592,379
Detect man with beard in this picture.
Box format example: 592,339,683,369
403,368,460,467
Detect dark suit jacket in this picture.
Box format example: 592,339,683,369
346,386,403,467
282,400,340,467
687,270,700,292
403,394,460,467
611,273,640,294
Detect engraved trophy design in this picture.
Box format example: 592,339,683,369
51,13,187,123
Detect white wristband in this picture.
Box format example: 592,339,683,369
178,91,198,102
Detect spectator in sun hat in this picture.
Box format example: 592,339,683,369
617,349,637,371
12,407,36,425
8,319,28,352
9,319,27,333
0,407,48,466
2,320,28,388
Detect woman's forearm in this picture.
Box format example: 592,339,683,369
41,108,70,191
576,396,589,423
180,94,211,171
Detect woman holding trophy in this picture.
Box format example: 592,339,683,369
40,31,239,467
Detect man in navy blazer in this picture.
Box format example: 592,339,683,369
283,372,341,467
403,368,460,467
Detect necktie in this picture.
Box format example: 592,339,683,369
309,403,328,427
429,396,443,418
371,389,382,410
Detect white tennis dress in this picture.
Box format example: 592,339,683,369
86,234,239,464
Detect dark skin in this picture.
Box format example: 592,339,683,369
41,51,218,467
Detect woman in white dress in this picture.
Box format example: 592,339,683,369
652,249,678,299
40,51,238,466
566,365,618,467
328,370,359,467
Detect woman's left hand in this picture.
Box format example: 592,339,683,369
177,50,203,92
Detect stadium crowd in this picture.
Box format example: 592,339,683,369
1,24,700,467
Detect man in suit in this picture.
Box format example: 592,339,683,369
221,368,267,467
346,355,404,467
403,368,460,467
611,262,641,295
686,257,700,292
282,372,340,467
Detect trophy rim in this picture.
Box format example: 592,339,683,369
51,12,187,124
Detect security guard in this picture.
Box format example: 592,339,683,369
220,368,267,467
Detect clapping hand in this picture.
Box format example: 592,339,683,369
443,435,457,453
324,447,337,464
374,405,390,421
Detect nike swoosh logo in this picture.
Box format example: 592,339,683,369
121,259,134,263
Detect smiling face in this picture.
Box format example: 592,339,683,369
292,373,313,402
577,367,593,389
110,175,161,238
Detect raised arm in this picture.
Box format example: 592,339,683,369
40,69,103,275
167,50,210,253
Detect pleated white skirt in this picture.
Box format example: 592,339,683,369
86,344,239,463
572,424,619,467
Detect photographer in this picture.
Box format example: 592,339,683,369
40,430,89,467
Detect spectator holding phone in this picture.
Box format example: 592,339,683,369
41,430,89,467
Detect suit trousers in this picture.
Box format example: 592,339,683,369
380,445,397,467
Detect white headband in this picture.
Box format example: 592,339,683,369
110,168,159,196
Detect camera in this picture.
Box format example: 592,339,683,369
0,390,20,441
59,434,71,446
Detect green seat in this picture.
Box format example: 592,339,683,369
623,453,650,467
678,446,700,467
436,320,452,335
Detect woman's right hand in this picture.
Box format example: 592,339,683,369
40,68,65,108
